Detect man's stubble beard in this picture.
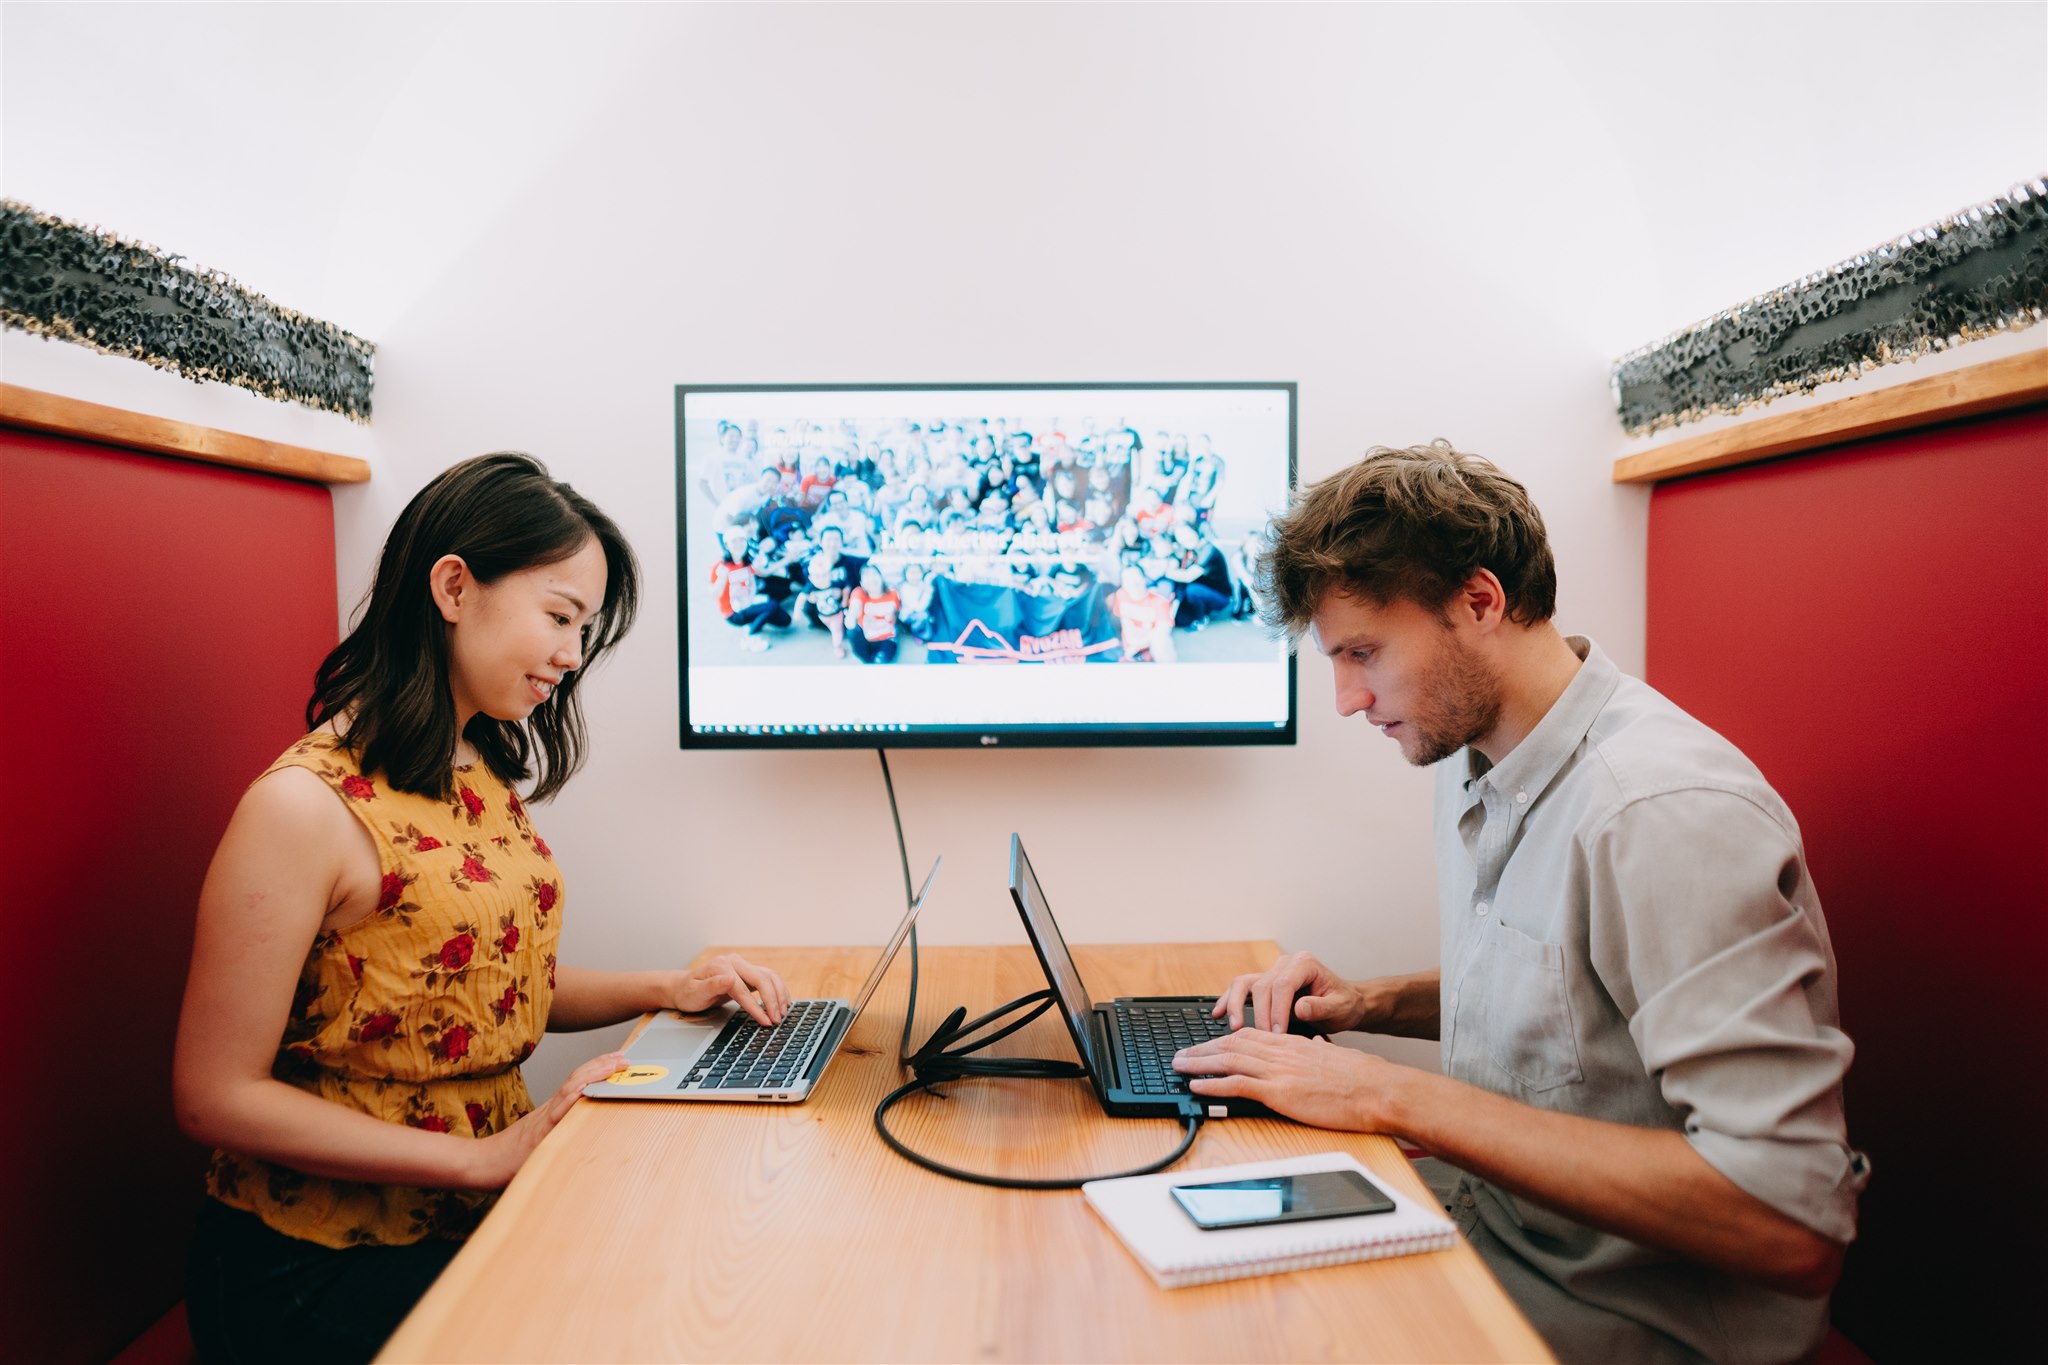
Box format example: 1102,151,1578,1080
1407,630,1505,767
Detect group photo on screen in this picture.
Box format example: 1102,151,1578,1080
687,410,1276,669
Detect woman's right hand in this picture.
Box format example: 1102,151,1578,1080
466,1050,627,1189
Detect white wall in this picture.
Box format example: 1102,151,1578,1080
6,2,2043,1090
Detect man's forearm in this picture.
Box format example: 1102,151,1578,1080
1384,1070,1842,1297
1355,970,1441,1039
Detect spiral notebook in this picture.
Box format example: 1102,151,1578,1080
1082,1152,1457,1289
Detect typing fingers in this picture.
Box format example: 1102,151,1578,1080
1253,967,1307,1035
1172,1031,1279,1077
1213,974,1258,1029
1185,1071,1264,1101
757,963,791,1022
720,967,775,1025
724,955,789,1022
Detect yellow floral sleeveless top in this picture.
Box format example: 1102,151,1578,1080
205,730,562,1248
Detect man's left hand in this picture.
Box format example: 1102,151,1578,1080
1174,1029,1415,1132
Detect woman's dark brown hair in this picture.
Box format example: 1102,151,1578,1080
1257,439,1556,639
307,453,640,802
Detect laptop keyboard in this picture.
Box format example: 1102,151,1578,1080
1115,1004,1232,1095
684,999,836,1091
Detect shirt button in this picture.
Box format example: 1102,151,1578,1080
1515,790,1529,804
1474,900,1489,917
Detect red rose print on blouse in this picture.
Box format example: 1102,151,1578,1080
415,836,443,852
285,1043,316,1063
537,881,558,915
347,954,365,981
533,835,552,860
340,774,376,801
439,933,475,971
413,1114,453,1133
466,1101,489,1134
499,924,519,955
376,873,407,912
460,854,492,885
359,1013,400,1042
432,1023,474,1063
459,787,485,824
489,979,528,1025
546,954,557,990
517,1040,536,1063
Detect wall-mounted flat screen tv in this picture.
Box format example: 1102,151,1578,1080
676,382,1296,749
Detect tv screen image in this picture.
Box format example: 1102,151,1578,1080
676,383,1296,748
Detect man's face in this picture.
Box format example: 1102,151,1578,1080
1310,590,1502,767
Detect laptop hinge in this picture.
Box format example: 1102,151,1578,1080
1088,1009,1122,1090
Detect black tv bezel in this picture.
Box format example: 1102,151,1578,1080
674,380,1298,751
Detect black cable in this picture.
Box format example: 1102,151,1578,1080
872,989,1204,1190
875,748,919,1066
870,749,1204,1189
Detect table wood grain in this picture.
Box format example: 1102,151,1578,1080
378,942,1551,1363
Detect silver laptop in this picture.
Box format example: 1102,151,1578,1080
585,858,939,1103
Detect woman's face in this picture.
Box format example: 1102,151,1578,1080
444,538,608,728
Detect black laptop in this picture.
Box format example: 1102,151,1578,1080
1007,833,1276,1120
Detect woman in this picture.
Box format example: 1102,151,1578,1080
174,454,788,1364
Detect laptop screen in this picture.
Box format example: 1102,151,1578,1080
849,857,940,1017
1006,834,1103,1075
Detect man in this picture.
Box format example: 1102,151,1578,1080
1159,521,1232,629
700,466,781,532
798,526,867,661
1175,442,1866,1365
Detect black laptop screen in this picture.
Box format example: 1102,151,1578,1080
1006,835,1103,1076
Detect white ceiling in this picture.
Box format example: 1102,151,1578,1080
3,2,2043,355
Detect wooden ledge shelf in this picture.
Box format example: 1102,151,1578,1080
1612,347,2048,485
0,383,370,485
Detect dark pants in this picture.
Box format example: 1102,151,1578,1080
1175,582,1230,627
728,600,790,633
848,633,898,663
186,1198,463,1365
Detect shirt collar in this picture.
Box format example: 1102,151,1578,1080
1460,635,1618,804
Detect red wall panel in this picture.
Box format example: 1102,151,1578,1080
0,429,338,1364
1646,406,2048,1361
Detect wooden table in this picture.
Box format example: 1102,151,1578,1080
379,942,1551,1363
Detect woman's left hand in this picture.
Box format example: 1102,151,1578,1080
670,954,790,1025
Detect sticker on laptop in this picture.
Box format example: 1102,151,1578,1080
604,1065,669,1086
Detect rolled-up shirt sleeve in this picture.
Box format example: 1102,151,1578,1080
1586,787,1871,1244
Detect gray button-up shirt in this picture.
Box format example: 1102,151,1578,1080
1434,637,1868,1364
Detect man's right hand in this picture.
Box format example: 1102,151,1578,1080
1213,951,1368,1035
